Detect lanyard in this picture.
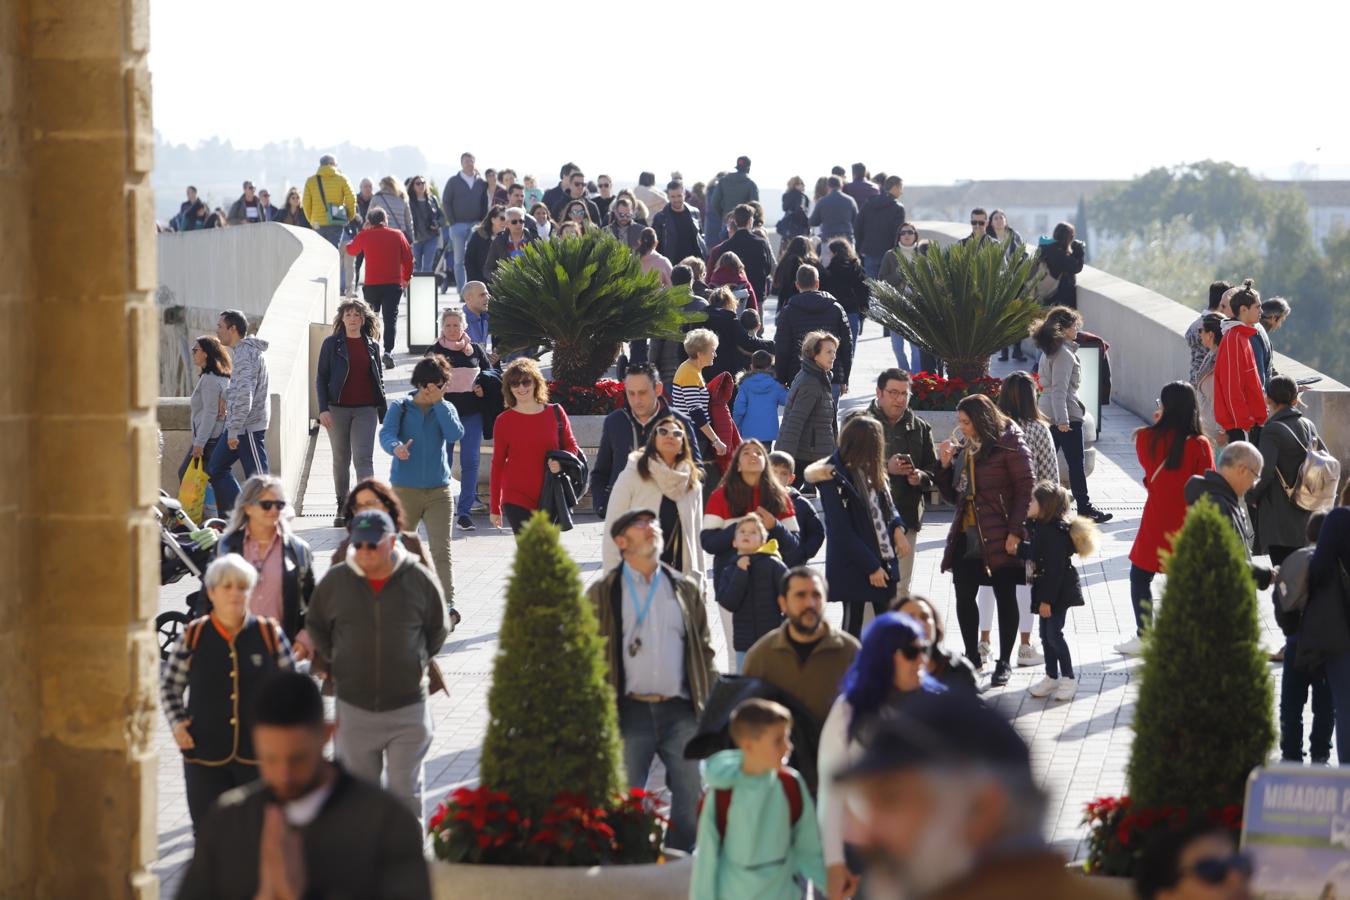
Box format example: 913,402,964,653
622,564,661,632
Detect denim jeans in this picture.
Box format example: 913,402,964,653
1039,607,1074,679
1281,636,1334,763
448,412,483,516
207,429,269,514
413,236,439,275
1052,421,1093,512
846,312,862,349
862,254,884,280
448,222,474,291
619,696,701,851
1128,565,1156,636
1326,653,1350,764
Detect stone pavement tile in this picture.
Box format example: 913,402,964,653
153,301,1313,892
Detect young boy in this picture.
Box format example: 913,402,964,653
1273,512,1333,764
769,451,824,567
733,350,789,447
716,516,790,671
692,699,825,900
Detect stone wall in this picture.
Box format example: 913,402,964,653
0,0,161,896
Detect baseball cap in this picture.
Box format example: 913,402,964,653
736,156,751,170
349,509,396,543
834,692,1031,783
609,507,658,540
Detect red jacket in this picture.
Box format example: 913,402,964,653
1129,430,1215,573
345,225,413,286
1212,322,1267,431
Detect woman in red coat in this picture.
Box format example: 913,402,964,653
489,358,580,533
1121,381,1214,656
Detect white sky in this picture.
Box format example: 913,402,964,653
149,0,1349,185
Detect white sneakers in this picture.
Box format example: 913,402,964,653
1027,675,1078,701
1027,676,1059,698
1114,636,1145,656
1017,643,1045,667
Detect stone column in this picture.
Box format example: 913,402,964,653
0,0,160,896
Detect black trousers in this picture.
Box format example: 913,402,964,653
184,760,258,833
363,283,402,353
842,596,891,639
952,560,1022,666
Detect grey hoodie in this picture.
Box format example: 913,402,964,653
225,336,271,438
306,546,448,713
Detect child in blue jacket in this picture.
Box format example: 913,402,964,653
692,699,825,900
733,350,788,446
715,515,790,671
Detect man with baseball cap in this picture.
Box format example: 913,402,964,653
305,509,448,823
833,692,1119,899
585,508,717,852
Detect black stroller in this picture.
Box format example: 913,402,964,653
154,490,226,660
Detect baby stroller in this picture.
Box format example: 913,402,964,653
154,490,226,660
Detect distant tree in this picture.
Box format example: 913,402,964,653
1093,160,1268,242
1095,219,1216,310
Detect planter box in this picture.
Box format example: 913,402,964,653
1067,864,1134,897
430,852,691,899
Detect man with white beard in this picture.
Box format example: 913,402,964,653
832,692,1120,899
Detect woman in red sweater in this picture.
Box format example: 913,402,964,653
1121,381,1214,656
489,358,580,533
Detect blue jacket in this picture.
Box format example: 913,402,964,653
315,333,387,418
806,451,905,607
588,400,701,518
378,393,465,488
732,372,788,442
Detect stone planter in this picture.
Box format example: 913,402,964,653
1067,864,1134,897
429,852,692,899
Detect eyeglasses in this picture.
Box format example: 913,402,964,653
898,643,931,660
508,219,523,225
899,230,917,236
598,182,612,189
255,500,287,511
971,219,987,227
656,426,685,439
1185,853,1252,885
351,540,383,551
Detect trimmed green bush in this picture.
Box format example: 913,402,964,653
1126,497,1274,812
479,511,626,817
489,230,703,388
867,239,1043,383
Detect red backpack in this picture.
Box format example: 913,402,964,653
700,768,803,839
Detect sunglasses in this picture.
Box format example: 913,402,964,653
898,644,931,660
971,220,987,227
508,219,523,225
351,540,383,551
900,230,917,236
656,426,685,439
1186,853,1253,884
255,500,287,511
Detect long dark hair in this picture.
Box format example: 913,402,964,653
718,440,788,517
838,416,888,493
1032,306,1082,357
636,413,701,491
195,334,232,376
475,204,505,239
774,236,820,292
1139,381,1204,470
957,394,1008,456
996,371,1044,425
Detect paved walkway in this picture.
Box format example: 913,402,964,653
153,294,1297,895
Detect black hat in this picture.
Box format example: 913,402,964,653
834,692,1030,783
349,509,396,543
609,507,658,540
736,156,751,171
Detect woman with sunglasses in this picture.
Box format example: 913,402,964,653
180,334,232,488
816,612,946,900
407,175,444,275
892,594,978,694
463,205,506,286
217,474,315,661
601,414,705,587
1135,824,1253,900
489,358,580,533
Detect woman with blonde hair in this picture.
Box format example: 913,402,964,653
427,307,492,530
369,174,413,243
489,358,581,533
316,298,387,525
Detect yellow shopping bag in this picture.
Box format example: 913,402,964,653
178,457,209,523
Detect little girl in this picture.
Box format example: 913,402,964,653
1022,481,1099,701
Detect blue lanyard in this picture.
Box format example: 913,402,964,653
622,564,661,631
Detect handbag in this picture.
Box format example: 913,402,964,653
314,173,348,225
1274,419,1340,513
178,457,210,523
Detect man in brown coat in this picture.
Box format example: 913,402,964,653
834,692,1124,900
742,566,858,728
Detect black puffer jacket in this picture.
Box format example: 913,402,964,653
822,255,870,317
715,551,789,652
773,290,853,385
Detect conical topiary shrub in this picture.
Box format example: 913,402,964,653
1126,497,1274,812
480,511,625,817
488,230,703,389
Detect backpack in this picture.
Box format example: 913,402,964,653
1274,419,1340,513
699,768,803,840
1274,547,1313,614
1031,254,1060,303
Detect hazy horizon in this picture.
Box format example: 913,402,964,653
148,0,1348,189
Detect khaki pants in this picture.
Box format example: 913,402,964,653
394,484,454,606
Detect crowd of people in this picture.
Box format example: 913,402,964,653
164,152,1321,900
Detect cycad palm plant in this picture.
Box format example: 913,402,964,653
489,230,703,388
867,239,1043,383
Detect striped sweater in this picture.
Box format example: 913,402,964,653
671,360,712,429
